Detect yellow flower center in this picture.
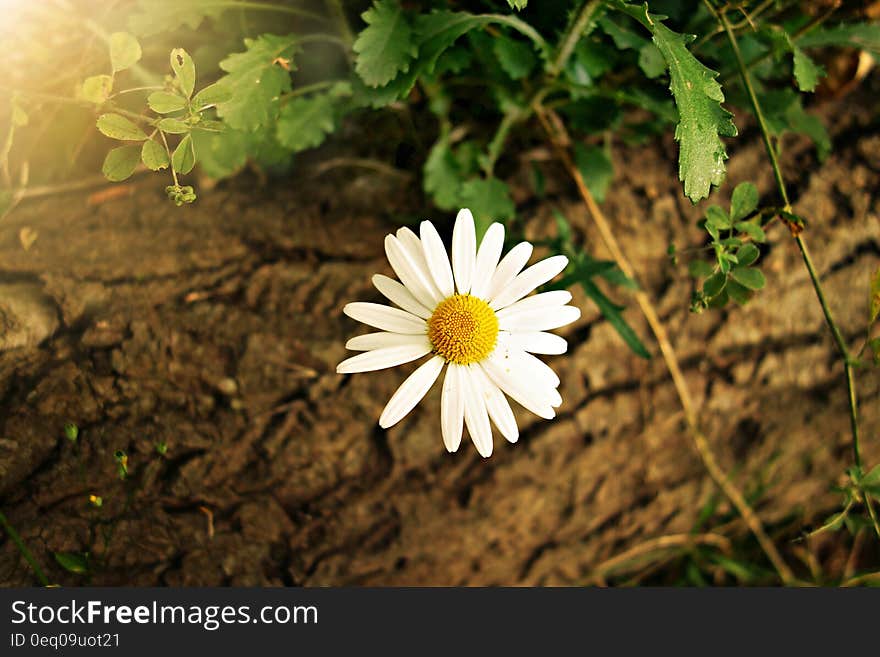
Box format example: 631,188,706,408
428,294,499,365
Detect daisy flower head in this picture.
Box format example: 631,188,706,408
337,209,581,458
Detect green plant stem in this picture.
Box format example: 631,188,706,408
324,0,355,47
712,1,877,537
0,511,50,586
487,14,551,58
549,0,604,77
280,79,342,102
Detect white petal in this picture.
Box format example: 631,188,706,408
507,331,568,355
471,364,518,443
490,255,569,310
346,332,428,351
469,222,505,299
419,221,455,298
498,304,581,332
372,274,432,319
396,228,444,303
488,242,533,299
441,363,465,453
344,302,427,334
452,208,476,295
481,356,556,420
461,366,493,457
385,235,442,309
379,356,444,428
517,350,561,388
337,343,431,374
495,291,573,322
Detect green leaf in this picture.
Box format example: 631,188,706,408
80,75,113,104
730,266,765,290
574,143,614,203
760,89,830,161
861,463,880,488
216,34,299,132
725,279,752,305
141,139,169,171
703,271,727,297
148,91,187,114
791,45,824,93
870,267,880,324
460,177,515,238
735,220,766,243
191,82,232,111
128,0,228,36
53,551,89,575
102,145,141,181
96,113,148,141
171,133,195,174
276,94,336,152
354,0,418,88
621,5,737,202
797,22,880,55
730,182,758,221
493,35,537,80
735,243,760,267
170,48,196,98
638,43,665,79
158,117,190,134
191,128,249,178
507,0,528,9
599,16,648,50
424,136,464,210
689,260,714,278
109,32,142,72
580,277,651,359
705,205,731,230
414,11,495,75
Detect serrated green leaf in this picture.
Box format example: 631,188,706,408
493,35,536,80
102,145,141,181
735,243,760,267
354,0,418,88
54,551,89,575
424,136,464,210
415,11,495,75
170,48,196,98
797,22,880,54
792,45,824,92
506,0,527,9
148,91,187,114
96,113,148,141
158,117,190,134
191,82,232,111
141,139,169,171
731,266,765,290
109,32,142,72
215,34,299,132
80,75,113,104
730,181,758,221
703,271,727,297
171,133,195,173
574,143,614,203
621,5,736,202
460,177,515,238
191,128,250,178
276,94,335,152
128,0,228,37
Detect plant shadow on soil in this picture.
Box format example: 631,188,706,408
1,81,880,586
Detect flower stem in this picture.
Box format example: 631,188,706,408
712,2,868,507
0,511,50,586
548,0,604,78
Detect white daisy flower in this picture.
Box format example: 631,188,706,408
337,208,580,457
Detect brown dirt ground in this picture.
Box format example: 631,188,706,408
1,86,880,586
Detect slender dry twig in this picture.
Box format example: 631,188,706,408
534,104,796,585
